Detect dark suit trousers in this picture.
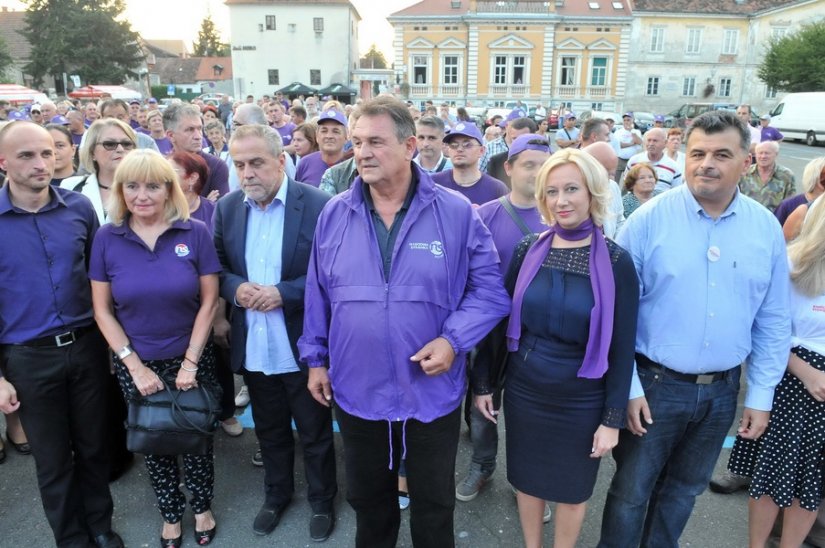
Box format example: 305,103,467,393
1,329,114,548
243,369,337,512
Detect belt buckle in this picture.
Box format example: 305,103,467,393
696,373,716,385
55,331,76,347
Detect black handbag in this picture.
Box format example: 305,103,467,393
125,375,220,456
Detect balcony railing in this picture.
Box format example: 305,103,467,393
410,84,432,98
588,86,610,98
439,84,463,97
489,83,531,98
554,86,614,99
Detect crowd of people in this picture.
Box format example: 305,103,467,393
0,89,823,548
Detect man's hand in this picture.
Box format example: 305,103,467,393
205,190,220,203
627,396,653,436
247,285,283,312
235,282,262,309
0,378,20,414
474,394,498,424
213,317,231,349
410,337,456,376
738,408,770,440
308,367,333,407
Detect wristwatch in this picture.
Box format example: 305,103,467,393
116,344,134,360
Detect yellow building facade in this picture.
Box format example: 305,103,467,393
388,0,632,110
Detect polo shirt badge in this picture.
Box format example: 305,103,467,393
174,243,190,257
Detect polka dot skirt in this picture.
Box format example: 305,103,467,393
728,346,825,511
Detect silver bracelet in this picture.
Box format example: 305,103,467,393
181,357,199,372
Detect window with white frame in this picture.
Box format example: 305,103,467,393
771,27,788,40
722,29,739,55
646,77,660,96
650,27,664,53
718,77,732,97
512,56,525,84
268,69,279,85
765,85,777,99
682,76,696,96
313,18,324,32
442,55,459,85
560,56,576,86
686,28,702,54
494,55,507,84
412,55,429,84
590,57,607,86
265,15,276,30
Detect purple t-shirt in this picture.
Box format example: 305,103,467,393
431,170,509,206
71,131,84,147
89,219,221,360
190,198,216,234
295,151,341,187
774,193,807,226
153,137,173,157
477,196,545,275
273,122,296,147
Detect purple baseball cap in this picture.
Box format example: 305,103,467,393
148,97,158,104
7,110,29,121
622,112,634,119
654,114,665,123
129,99,141,105
443,122,483,145
50,115,69,125
499,107,529,128
318,108,347,127
508,133,552,160
563,112,577,120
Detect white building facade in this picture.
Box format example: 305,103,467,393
227,0,360,99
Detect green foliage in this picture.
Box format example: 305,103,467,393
193,14,229,57
22,0,144,87
360,44,388,69
0,36,13,81
759,21,825,93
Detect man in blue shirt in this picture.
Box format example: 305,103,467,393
213,124,336,542
0,122,123,548
598,110,791,548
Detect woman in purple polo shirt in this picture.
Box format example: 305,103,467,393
89,150,222,547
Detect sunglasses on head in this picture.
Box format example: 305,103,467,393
98,140,136,151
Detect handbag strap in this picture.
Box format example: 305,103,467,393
498,196,533,236
157,377,217,435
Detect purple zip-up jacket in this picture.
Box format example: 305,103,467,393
298,165,511,423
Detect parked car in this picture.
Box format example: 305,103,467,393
668,102,737,128
197,93,231,105
768,92,825,146
578,110,622,126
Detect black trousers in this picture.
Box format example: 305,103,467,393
243,369,337,512
337,405,461,548
1,329,114,548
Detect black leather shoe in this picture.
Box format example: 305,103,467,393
93,530,125,548
309,510,335,542
253,504,287,536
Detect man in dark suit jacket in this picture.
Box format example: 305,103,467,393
213,124,337,543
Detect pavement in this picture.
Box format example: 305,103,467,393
0,376,758,547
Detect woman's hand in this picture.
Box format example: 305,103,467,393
205,190,220,203
130,365,164,396
213,317,231,349
798,365,825,402
175,366,198,391
590,425,619,459
474,394,498,424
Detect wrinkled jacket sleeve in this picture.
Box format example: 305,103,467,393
440,208,511,354
297,211,332,368
213,199,247,305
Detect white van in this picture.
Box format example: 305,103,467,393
768,92,825,146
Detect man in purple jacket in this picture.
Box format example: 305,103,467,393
299,97,510,547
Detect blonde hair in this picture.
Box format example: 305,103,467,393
788,197,825,297
79,118,137,174
535,148,611,227
146,109,163,124
107,149,190,226
802,157,825,194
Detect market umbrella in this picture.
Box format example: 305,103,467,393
0,84,48,106
275,82,318,97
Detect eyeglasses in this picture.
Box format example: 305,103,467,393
446,141,480,151
97,140,136,151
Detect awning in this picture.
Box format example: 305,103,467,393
275,82,318,96
68,85,142,100
0,84,49,106
317,83,357,97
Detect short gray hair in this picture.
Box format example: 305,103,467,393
162,103,201,132
358,96,416,143
229,124,283,158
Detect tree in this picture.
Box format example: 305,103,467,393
193,14,229,57
360,44,388,69
0,36,13,82
759,21,825,93
21,0,144,87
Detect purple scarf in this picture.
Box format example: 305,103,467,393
505,219,615,379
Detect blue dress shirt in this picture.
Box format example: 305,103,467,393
243,176,299,375
617,184,791,411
